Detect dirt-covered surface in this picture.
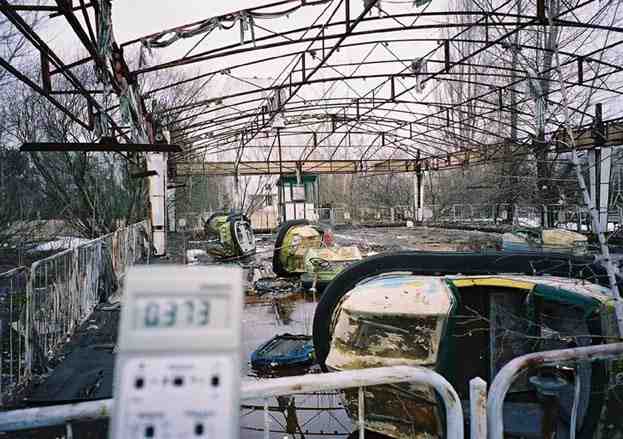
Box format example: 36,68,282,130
1,226,501,438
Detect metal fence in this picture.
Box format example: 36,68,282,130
0,222,150,401
0,365,464,439
0,338,621,437
431,203,623,231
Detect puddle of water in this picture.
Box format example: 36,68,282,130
241,297,355,439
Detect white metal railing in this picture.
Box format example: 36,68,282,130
437,203,623,231
0,366,464,439
0,222,150,399
487,343,623,439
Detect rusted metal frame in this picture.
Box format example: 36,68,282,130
49,1,94,18
154,33,623,118
178,100,452,137
235,0,376,164
404,0,611,135
383,51,598,148
488,343,623,439
158,69,481,117
354,118,464,160
0,1,128,141
404,83,542,142
188,113,461,159
162,69,542,128
54,0,98,62
0,55,89,129
176,159,422,175
132,16,536,76
354,0,601,146
0,4,60,12
126,8,534,52
290,100,521,163
188,121,427,159
52,0,334,75
78,0,97,50
127,10,538,74
20,142,181,153
139,35,617,102
122,0,317,47
172,95,531,137
298,1,511,162
554,18,623,34
354,118,479,162
180,28,608,163
185,111,507,160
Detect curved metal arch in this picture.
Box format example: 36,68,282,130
131,11,610,76
182,110,514,162
177,100,535,155
154,0,611,165
140,35,623,101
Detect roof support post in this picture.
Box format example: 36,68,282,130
577,57,584,85
537,0,546,24
444,40,450,71
345,0,350,32
40,51,51,92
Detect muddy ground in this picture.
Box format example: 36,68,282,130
1,226,501,438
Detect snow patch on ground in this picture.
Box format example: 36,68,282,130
30,236,90,252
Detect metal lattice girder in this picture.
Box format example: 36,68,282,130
2,0,622,164
175,158,421,176
0,0,130,142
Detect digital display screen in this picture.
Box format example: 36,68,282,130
134,295,229,330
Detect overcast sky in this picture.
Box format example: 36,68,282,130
112,1,272,42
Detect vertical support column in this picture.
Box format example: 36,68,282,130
233,171,241,211
414,170,425,223
470,378,487,439
146,152,168,256
588,149,598,228
277,128,285,224
600,147,612,233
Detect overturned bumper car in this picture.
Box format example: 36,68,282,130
272,219,362,292
204,211,256,259
503,228,588,255
313,251,623,439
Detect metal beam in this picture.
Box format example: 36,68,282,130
21,142,182,153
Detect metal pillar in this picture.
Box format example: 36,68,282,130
146,152,168,256
414,171,425,222
599,147,612,232
588,147,612,234
588,149,598,231
277,128,285,224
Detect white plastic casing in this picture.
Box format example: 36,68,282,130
110,265,243,439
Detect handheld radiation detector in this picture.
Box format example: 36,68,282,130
110,265,243,439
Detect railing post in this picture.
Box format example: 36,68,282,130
358,386,365,439
263,398,270,439
470,377,487,439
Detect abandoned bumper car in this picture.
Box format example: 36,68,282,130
272,219,362,293
312,251,623,439
502,228,589,255
203,210,256,259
